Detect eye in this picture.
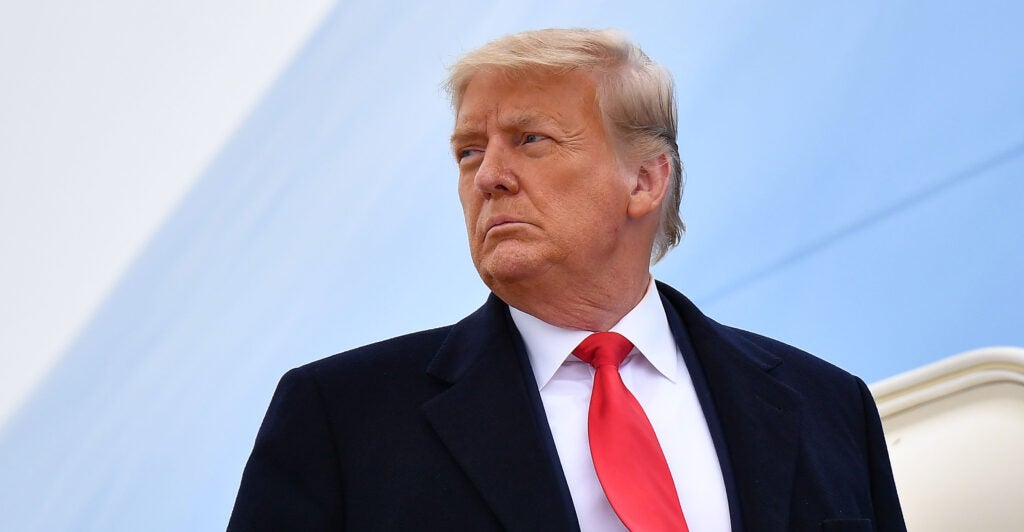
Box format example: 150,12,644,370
456,147,482,162
522,133,547,144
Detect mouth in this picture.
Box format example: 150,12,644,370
484,216,526,235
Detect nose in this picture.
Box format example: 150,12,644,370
474,145,519,197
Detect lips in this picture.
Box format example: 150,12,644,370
483,215,531,236
485,215,517,231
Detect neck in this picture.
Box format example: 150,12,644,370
496,270,652,332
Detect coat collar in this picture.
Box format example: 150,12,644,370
424,285,803,531
423,294,580,531
658,282,802,531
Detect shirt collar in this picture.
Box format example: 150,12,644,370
509,277,680,390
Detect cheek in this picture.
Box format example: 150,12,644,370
457,186,481,232
563,173,629,230
456,176,473,209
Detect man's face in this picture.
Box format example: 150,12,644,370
453,70,636,290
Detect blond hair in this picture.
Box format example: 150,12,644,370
445,28,684,263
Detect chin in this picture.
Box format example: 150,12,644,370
474,247,549,289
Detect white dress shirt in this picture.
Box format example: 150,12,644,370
509,278,732,532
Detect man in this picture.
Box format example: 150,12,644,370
229,29,905,531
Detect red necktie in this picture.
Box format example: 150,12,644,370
573,332,689,532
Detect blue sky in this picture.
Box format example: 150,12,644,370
1,1,1022,530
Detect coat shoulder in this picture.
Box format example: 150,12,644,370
301,325,453,377
720,323,871,421
729,325,854,381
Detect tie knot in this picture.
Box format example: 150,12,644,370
572,332,634,369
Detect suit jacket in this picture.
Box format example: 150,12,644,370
228,282,905,531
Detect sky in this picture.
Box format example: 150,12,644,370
1,1,1022,530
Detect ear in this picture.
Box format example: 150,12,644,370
626,153,671,220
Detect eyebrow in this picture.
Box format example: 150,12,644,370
449,127,481,150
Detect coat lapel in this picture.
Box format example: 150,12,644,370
422,295,579,531
659,283,802,531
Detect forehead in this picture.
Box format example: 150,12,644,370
453,70,600,132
